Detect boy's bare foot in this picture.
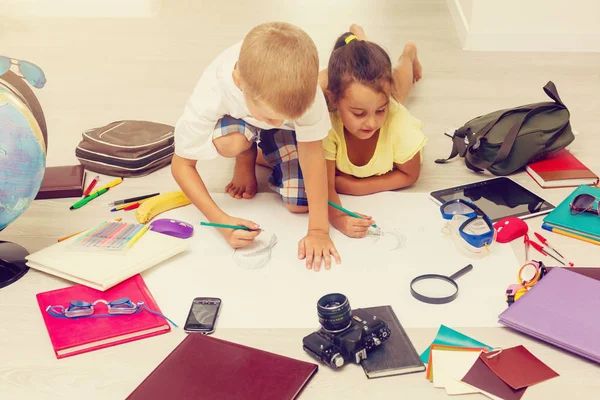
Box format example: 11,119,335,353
225,144,258,199
349,24,367,40
403,42,423,83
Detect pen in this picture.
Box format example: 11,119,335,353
200,222,261,231
70,188,109,210
328,201,377,228
528,241,565,266
108,192,159,207
90,177,123,195
83,175,99,197
534,232,564,259
542,224,600,246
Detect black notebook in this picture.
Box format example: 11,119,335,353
361,305,425,378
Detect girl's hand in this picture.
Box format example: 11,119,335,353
331,212,375,239
298,231,341,272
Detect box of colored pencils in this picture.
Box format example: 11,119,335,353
71,221,150,251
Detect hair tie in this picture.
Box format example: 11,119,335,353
344,35,357,45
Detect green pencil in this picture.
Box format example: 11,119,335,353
200,222,261,231
328,201,377,228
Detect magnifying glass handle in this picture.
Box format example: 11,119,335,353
449,264,473,281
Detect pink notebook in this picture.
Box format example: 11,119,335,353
498,268,600,363
36,274,171,359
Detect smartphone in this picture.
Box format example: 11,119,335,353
184,297,221,334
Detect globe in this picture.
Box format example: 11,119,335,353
0,69,47,288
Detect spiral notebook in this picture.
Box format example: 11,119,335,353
26,228,189,291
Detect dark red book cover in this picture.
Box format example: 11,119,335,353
36,274,170,359
526,149,598,188
35,165,86,199
126,334,318,400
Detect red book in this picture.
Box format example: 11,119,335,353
526,149,598,188
36,274,170,359
126,334,318,400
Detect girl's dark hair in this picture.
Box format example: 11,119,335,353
327,32,393,108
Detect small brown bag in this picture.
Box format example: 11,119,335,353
75,120,174,177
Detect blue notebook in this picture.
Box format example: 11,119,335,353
542,185,600,239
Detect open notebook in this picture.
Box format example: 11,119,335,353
26,229,189,291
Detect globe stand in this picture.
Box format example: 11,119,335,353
0,241,30,289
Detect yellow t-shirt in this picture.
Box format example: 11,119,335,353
322,99,427,178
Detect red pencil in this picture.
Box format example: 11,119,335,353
123,202,141,211
83,175,100,197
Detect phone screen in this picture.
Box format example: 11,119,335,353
185,298,220,331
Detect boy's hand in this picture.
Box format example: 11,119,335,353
298,231,341,272
216,216,261,249
331,212,374,239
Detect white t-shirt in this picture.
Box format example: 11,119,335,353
174,42,331,160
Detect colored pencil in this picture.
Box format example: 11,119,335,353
328,201,377,228
108,192,159,206
58,218,122,242
126,224,151,248
542,224,600,246
83,175,99,197
200,222,261,231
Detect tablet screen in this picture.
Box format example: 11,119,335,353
430,177,555,221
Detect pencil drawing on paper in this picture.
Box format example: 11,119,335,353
233,233,278,270
369,228,407,250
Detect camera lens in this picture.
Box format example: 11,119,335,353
317,293,351,332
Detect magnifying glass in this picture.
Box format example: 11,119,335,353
410,264,473,304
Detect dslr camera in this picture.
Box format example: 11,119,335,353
302,293,391,369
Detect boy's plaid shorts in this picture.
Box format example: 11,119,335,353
213,116,307,207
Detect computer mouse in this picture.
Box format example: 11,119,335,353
493,216,528,243
149,218,194,239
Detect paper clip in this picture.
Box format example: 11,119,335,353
485,348,503,359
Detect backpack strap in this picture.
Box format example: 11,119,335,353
434,129,469,164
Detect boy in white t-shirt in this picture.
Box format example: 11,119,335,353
172,22,340,271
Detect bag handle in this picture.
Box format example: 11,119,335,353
465,104,560,170
543,81,564,106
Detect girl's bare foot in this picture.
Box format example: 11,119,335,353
403,42,423,83
349,24,367,40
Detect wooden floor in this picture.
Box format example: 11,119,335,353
2,1,600,399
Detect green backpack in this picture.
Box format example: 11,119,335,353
436,81,574,176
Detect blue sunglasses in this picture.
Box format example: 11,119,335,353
440,199,494,248
0,55,46,89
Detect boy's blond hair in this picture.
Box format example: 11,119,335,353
238,22,318,119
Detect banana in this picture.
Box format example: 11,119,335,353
135,191,191,223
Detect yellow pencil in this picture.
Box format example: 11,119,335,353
126,224,150,248
58,218,122,242
91,177,123,195
550,227,600,246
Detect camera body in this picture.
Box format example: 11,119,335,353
302,294,391,369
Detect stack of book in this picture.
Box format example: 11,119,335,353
542,185,600,245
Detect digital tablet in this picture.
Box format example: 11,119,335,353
429,177,555,222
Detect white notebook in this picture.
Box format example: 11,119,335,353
26,230,189,291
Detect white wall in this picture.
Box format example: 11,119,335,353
448,0,600,52
0,0,161,17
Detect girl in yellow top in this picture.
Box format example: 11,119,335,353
320,25,427,238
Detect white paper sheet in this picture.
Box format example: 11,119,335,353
431,349,482,395
142,192,520,329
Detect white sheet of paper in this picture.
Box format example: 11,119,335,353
142,192,520,329
431,349,481,394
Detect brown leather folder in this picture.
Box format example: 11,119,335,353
34,165,86,200
126,334,318,400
